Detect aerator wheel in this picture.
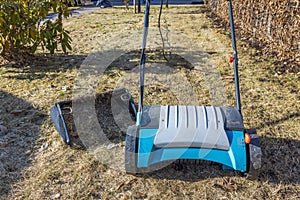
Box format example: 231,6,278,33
125,126,139,174
243,129,262,179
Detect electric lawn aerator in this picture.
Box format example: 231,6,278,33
123,0,261,177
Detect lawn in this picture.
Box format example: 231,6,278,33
0,5,299,199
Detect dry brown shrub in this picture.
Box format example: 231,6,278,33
207,0,300,73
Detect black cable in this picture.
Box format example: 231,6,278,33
158,0,169,62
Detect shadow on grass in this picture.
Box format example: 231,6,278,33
0,53,86,197
1,53,87,81
254,112,300,130
0,90,46,198
1,49,196,81
106,49,195,72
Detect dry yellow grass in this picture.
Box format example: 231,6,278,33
0,5,299,199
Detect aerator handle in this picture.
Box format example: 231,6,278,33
137,0,151,126
228,0,242,115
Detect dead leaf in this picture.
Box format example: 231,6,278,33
116,178,137,191
214,178,239,192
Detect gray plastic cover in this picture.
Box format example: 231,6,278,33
153,106,230,150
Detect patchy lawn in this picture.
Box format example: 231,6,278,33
0,5,299,199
